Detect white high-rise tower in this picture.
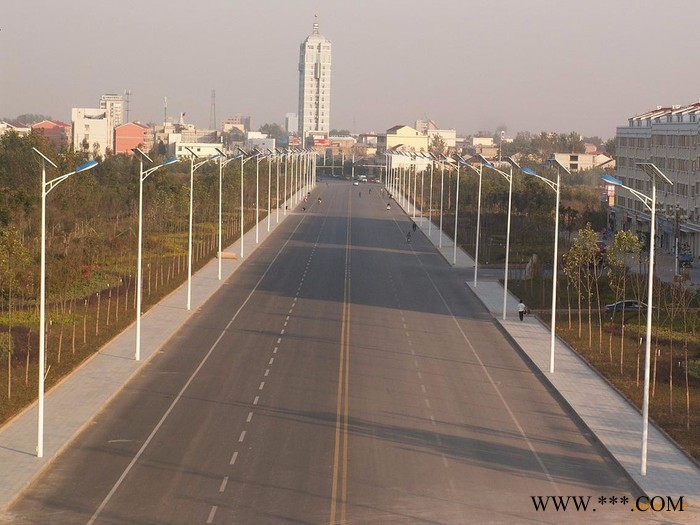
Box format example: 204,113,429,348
298,16,331,142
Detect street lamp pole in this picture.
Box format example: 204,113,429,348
453,155,465,266
185,147,220,310
214,149,243,281
33,147,98,458
463,157,486,287
275,149,281,223
604,164,672,476
522,159,568,372
428,156,434,236
283,151,288,215
482,157,516,320
133,149,178,360
237,148,259,258
266,149,273,232
439,156,445,248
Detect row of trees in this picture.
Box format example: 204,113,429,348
0,131,305,420
561,224,698,429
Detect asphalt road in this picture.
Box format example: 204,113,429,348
9,180,656,524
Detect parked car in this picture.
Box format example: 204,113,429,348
679,252,694,268
605,300,647,313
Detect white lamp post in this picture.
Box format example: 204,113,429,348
482,157,516,320
438,156,446,246
283,150,289,215
603,164,672,476
215,149,243,281
33,147,98,458
184,147,220,310
463,156,486,287
428,153,435,236
275,149,282,223
453,155,466,266
412,157,418,219
265,149,273,232
523,158,569,372
132,149,178,360
237,148,259,258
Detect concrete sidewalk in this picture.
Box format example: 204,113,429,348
0,188,317,516
403,200,700,518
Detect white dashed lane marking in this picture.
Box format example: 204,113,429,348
219,477,228,493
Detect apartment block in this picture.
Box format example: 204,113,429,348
612,101,700,257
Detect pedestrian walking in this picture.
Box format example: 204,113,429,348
412,221,417,233
518,299,527,321
406,231,412,244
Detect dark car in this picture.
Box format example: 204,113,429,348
604,300,647,313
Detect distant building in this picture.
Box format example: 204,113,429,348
100,94,124,128
114,122,152,155
31,120,71,151
329,135,356,156
222,114,251,133
298,17,331,141
285,113,298,136
172,141,223,159
426,129,457,149
0,121,31,137
72,108,112,156
245,131,275,151
415,119,438,133
471,137,494,147
548,152,614,172
611,100,700,257
378,125,429,153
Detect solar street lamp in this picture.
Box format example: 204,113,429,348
33,147,98,458
603,163,672,476
133,149,178,359
184,147,220,310
522,159,569,372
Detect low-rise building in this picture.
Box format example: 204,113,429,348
31,120,71,150
1,121,31,137
172,141,223,159
549,152,615,172
378,125,429,153
114,122,152,155
72,108,112,157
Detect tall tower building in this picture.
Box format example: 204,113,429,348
100,94,124,127
298,17,331,142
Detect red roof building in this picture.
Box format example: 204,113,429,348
114,122,152,155
31,120,71,151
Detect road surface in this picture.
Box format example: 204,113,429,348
9,181,652,524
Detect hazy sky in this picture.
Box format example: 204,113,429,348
3,0,699,140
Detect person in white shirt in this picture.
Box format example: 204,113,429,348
518,300,527,321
